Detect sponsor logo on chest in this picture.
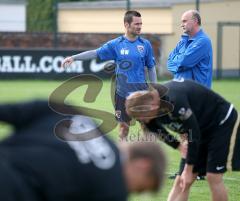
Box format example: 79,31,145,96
120,48,129,55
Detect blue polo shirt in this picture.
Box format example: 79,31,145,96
167,29,213,88
97,36,155,97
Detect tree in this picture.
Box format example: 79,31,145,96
27,0,98,32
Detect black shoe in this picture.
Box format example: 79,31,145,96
168,173,178,179
196,175,205,180
168,174,205,180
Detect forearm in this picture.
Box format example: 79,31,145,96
145,121,180,149
167,43,182,73
176,43,209,71
178,140,188,158
148,67,157,83
72,49,98,61
184,164,193,173
156,131,180,149
167,60,178,73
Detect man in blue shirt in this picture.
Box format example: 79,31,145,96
167,10,213,88
62,10,157,140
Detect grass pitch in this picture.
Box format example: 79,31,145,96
0,79,239,201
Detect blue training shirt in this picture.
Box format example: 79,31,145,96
97,36,156,97
167,29,213,88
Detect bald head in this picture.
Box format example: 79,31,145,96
184,10,201,25
181,10,201,36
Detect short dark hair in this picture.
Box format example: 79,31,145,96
192,10,201,26
124,10,141,24
128,142,167,192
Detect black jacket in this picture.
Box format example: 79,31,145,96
0,100,127,201
146,79,233,165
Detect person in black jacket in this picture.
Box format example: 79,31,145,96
0,100,166,201
125,79,240,201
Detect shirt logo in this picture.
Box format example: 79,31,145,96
120,48,129,55
115,110,121,119
178,107,192,120
167,122,183,132
173,78,185,82
137,45,144,53
216,166,225,171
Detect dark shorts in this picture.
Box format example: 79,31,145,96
178,109,240,176
114,93,131,123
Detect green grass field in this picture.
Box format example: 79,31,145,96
0,79,240,201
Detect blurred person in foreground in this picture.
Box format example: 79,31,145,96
0,99,166,201
61,10,157,140
125,79,240,201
